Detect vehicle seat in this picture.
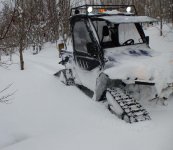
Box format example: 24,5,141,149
101,26,110,42
101,26,115,48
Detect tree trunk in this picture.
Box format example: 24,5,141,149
10,49,12,61
160,0,163,36
19,42,24,70
160,18,163,36
0,50,1,61
172,0,173,27
19,0,24,70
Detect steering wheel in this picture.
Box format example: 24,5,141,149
122,39,134,46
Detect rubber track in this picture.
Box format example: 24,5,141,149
107,87,151,123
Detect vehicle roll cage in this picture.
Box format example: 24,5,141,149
70,4,137,16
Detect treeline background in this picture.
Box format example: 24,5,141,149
0,0,172,70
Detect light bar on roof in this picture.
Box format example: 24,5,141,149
87,6,93,13
126,7,132,13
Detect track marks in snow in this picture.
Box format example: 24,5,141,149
0,132,29,150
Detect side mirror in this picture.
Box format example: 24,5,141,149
86,42,98,58
145,36,149,45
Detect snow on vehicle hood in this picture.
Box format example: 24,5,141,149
104,44,173,93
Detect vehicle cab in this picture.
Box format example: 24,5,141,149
57,5,173,123
69,5,157,92
70,5,156,71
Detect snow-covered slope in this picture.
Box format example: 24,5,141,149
0,26,173,150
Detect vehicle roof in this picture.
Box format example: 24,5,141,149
70,14,158,24
98,15,158,24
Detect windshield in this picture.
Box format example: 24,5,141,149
92,20,145,49
119,23,142,45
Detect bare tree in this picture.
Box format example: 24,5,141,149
0,0,172,65
159,0,163,36
171,0,173,26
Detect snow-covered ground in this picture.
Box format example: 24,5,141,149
0,25,173,150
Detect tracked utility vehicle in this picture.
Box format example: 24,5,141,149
56,5,173,123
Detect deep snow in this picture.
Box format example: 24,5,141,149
0,25,173,150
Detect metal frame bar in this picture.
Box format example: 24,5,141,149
70,4,137,16
135,81,155,86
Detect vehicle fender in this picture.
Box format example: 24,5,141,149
94,73,124,101
94,73,109,101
